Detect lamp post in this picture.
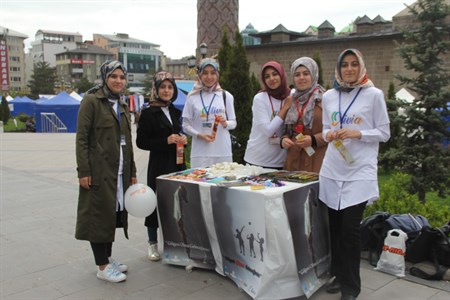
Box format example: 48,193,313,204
186,55,197,79
199,42,208,59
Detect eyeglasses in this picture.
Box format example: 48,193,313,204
109,74,126,80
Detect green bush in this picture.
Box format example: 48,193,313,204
3,118,26,132
365,173,450,227
17,113,31,123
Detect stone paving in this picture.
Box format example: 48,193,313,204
1,131,449,299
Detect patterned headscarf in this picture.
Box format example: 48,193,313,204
188,57,222,96
285,57,325,128
149,71,178,107
260,60,291,100
88,60,127,100
333,48,374,91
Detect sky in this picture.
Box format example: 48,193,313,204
1,0,417,59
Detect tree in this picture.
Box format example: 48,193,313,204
74,77,94,94
249,72,261,96
28,61,57,98
217,29,232,75
312,51,324,86
1,94,11,124
379,82,407,172
395,0,450,202
219,31,253,163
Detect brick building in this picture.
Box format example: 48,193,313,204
245,3,450,93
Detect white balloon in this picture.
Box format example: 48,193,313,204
124,183,157,218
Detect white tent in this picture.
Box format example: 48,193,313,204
395,88,415,103
70,91,83,101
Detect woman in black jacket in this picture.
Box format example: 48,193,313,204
136,71,187,261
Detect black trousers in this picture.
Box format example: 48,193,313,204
90,242,112,266
328,201,367,297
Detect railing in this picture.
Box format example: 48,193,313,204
40,112,67,133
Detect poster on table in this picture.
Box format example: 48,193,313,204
210,186,265,299
156,180,215,269
283,184,330,298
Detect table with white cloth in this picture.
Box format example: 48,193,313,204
156,172,330,299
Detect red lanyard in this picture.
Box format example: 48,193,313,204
295,87,318,121
269,95,283,119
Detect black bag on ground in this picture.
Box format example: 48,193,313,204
406,223,450,266
360,211,391,266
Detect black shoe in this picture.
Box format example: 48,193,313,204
326,279,341,294
341,294,356,300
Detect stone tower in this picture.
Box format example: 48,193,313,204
197,0,239,57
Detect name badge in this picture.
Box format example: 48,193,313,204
269,136,281,145
120,135,126,146
202,122,212,128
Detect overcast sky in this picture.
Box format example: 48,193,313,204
1,0,416,59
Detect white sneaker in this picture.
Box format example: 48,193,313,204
147,243,160,261
109,258,128,273
96,264,127,283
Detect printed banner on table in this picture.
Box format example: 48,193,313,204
283,184,330,298
210,186,265,298
156,180,215,269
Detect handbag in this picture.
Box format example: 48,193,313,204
406,223,450,267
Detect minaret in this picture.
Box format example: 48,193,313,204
197,0,239,57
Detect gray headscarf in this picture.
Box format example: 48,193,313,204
87,60,127,100
285,57,324,128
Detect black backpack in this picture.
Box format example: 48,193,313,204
360,211,391,266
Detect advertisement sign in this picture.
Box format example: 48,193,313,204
157,180,215,269
0,40,10,91
284,185,330,298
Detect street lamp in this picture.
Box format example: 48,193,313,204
186,55,197,79
187,55,196,69
199,42,208,59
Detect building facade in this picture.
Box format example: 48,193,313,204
54,43,114,92
0,26,28,93
29,30,83,67
244,4,450,94
93,33,163,93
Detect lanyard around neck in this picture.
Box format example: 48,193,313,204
295,87,318,121
268,95,283,119
339,87,362,129
200,91,217,122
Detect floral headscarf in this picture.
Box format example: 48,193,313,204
333,48,374,91
87,60,127,100
149,71,178,107
188,57,222,96
285,57,325,128
260,61,291,100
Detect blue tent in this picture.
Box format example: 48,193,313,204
10,96,36,117
173,88,187,111
176,81,195,94
35,91,80,133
